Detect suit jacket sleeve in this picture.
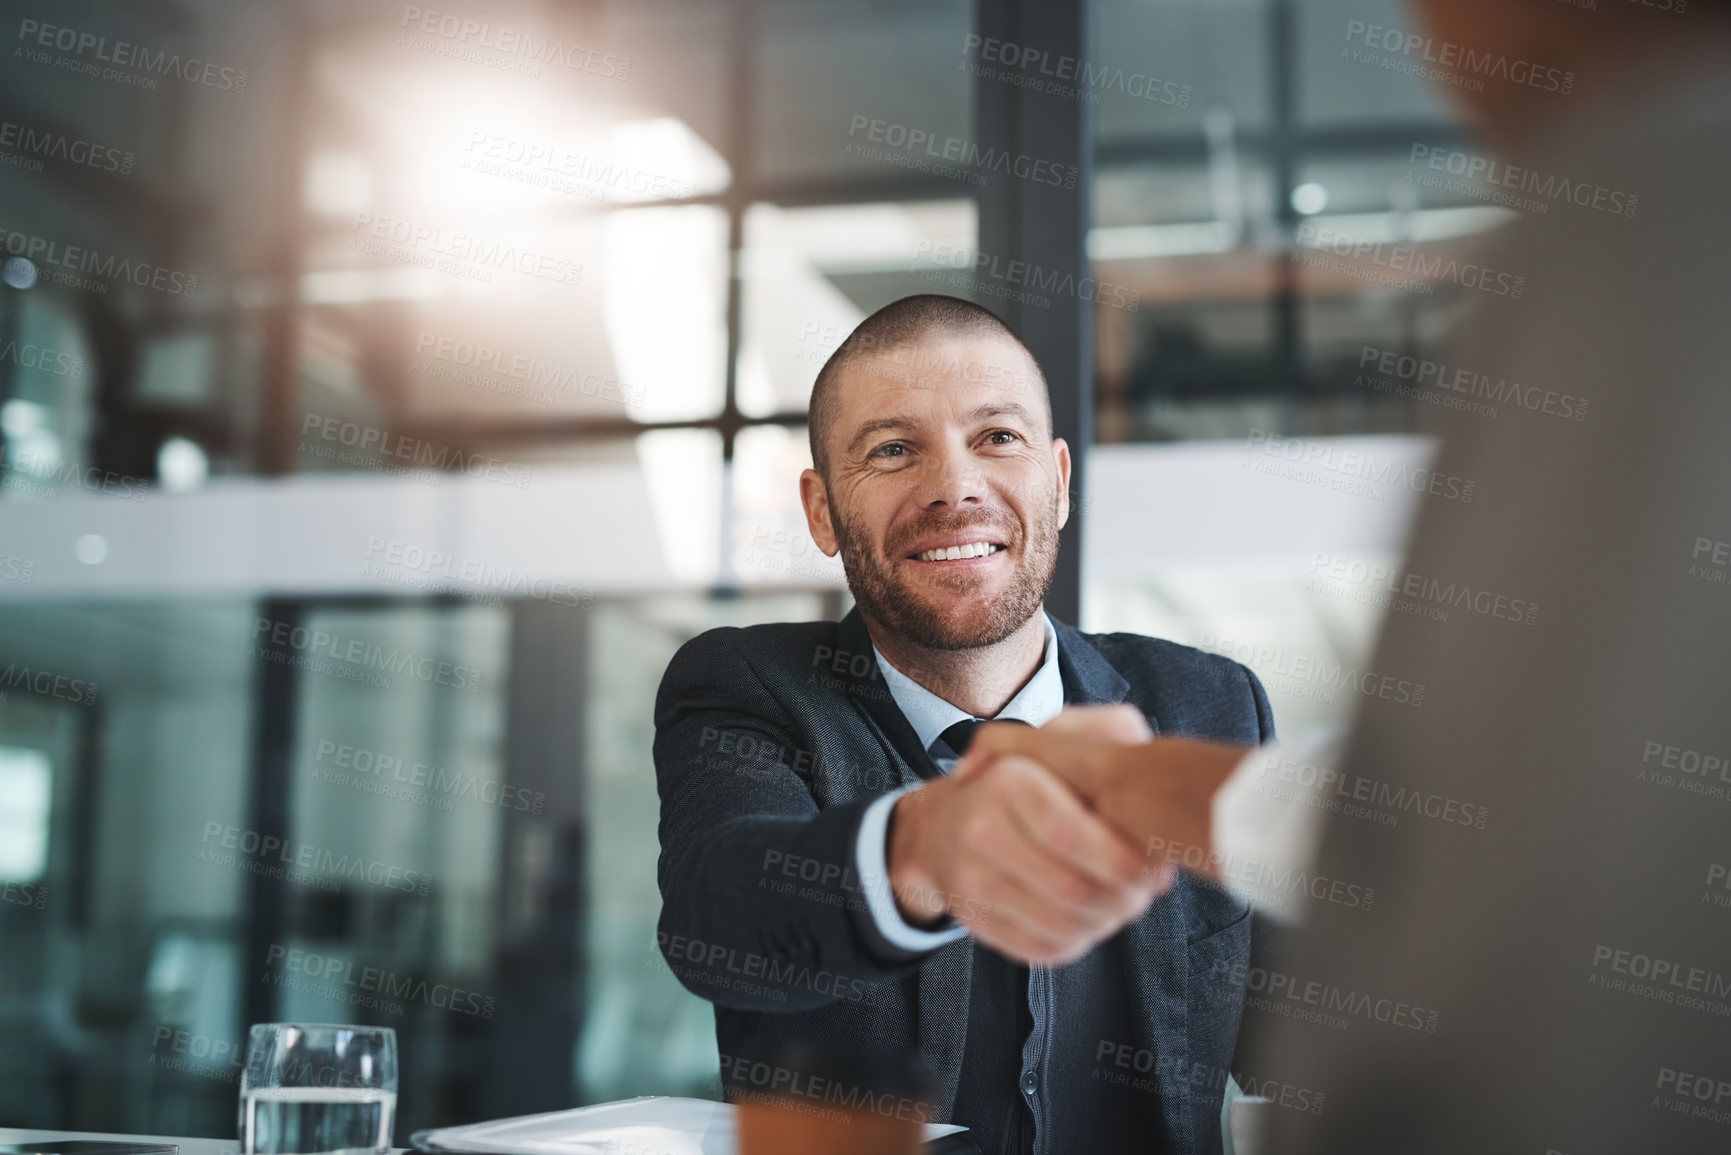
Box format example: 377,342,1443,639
653,627,929,1013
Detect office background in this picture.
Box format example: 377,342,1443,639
0,0,1493,1138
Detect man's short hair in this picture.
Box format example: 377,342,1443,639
806,294,1050,478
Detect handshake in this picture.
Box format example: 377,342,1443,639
886,705,1248,966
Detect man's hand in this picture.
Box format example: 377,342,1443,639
886,749,1169,966
957,704,1250,884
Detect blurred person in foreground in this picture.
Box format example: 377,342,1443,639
653,294,1278,1155
961,2,1731,1151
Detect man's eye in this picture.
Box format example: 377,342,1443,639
871,443,907,459
985,430,1020,445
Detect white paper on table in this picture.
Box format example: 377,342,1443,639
416,1096,968,1155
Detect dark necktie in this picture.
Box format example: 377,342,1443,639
939,716,1029,757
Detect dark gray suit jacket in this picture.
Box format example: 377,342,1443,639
653,607,1275,1154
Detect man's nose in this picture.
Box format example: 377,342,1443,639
920,447,987,506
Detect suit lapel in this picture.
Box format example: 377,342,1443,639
834,608,974,1112
1052,616,1144,722
835,608,945,783
1055,619,1193,1152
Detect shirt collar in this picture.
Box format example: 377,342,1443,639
871,612,1064,759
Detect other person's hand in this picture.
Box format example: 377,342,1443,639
885,746,1167,966
956,704,1249,884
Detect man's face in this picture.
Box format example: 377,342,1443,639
799,331,1071,650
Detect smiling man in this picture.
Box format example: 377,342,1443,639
653,295,1274,1155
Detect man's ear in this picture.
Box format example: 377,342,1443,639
799,468,841,556
1052,436,1073,532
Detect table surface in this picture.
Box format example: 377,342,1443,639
0,1129,408,1155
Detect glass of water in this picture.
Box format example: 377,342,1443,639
240,1024,398,1155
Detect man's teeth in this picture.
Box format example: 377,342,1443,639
914,542,1004,562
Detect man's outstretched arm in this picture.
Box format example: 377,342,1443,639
653,629,937,1012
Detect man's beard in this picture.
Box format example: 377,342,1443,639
832,495,1061,651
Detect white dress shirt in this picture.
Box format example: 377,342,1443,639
852,614,1336,950
853,613,1066,952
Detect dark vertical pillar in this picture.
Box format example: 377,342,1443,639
257,18,309,477
242,597,304,1031
240,9,312,1048
719,0,758,465
973,0,1093,625
66,703,103,931
1269,0,1302,399
483,600,590,1114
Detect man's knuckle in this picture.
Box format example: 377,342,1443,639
1055,875,1093,908
960,811,1001,850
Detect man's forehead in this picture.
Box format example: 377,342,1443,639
835,332,1044,407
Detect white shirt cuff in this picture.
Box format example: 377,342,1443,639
1211,729,1344,923
854,785,969,954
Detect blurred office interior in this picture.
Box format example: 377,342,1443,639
0,0,1500,1138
